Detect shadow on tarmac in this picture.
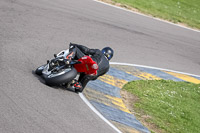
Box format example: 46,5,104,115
31,70,76,93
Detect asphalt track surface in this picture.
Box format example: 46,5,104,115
0,0,200,133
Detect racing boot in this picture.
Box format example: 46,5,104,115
74,81,83,93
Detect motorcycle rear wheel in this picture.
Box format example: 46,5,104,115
35,65,46,75
45,67,77,86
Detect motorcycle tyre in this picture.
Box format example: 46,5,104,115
35,65,46,75
45,67,77,86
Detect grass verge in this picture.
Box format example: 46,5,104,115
122,80,200,133
101,0,200,29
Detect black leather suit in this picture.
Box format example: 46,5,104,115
69,43,110,89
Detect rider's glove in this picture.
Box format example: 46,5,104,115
66,52,74,60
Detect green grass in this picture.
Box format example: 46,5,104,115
122,80,200,133
111,0,200,29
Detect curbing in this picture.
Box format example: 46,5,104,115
80,62,200,133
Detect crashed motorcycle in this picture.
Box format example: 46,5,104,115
35,49,98,91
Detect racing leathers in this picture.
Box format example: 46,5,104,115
68,43,110,91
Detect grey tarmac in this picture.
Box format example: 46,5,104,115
0,0,199,133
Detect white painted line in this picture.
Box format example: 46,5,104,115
79,62,200,133
79,93,122,133
110,62,200,78
93,0,200,33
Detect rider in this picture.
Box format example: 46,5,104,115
66,43,114,93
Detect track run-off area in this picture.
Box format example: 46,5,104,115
0,0,199,133
82,63,200,133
